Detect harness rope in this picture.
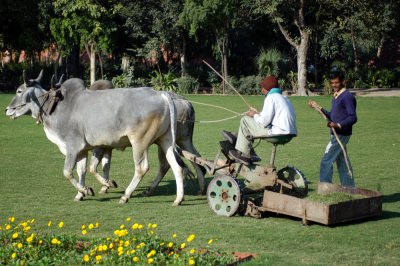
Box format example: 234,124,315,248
185,100,244,124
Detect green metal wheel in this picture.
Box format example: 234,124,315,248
207,175,241,216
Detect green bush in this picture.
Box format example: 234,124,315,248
176,75,199,94
149,70,177,91
237,75,262,95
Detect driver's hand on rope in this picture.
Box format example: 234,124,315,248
245,107,259,117
307,100,322,110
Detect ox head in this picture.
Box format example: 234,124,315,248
5,70,46,120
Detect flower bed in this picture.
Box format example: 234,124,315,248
0,217,235,265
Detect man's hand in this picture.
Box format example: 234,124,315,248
308,100,322,110
327,121,341,129
245,107,258,117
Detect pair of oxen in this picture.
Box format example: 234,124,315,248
5,70,205,205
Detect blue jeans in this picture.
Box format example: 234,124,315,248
320,134,355,187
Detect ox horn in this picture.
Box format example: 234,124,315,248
35,69,44,83
55,74,64,89
23,70,31,85
51,75,56,89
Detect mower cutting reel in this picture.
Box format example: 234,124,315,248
207,175,241,216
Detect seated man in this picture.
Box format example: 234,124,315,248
229,75,297,165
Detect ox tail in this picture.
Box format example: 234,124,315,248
161,92,195,182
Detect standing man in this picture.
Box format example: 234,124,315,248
308,70,357,187
228,75,297,165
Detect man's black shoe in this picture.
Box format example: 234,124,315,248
222,130,237,144
229,150,251,165
250,149,260,162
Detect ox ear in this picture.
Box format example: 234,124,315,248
35,69,44,83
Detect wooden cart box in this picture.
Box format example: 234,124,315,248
259,182,382,225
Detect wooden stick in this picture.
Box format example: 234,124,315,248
311,105,353,178
202,60,252,108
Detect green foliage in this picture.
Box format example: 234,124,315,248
236,75,263,95
176,75,199,94
0,217,234,265
149,70,178,91
256,48,283,77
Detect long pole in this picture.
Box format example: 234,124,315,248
310,103,353,178
202,60,252,108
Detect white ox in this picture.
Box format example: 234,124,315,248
87,80,206,195
5,71,190,205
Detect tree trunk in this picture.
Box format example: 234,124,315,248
180,37,187,76
87,43,96,85
296,32,310,96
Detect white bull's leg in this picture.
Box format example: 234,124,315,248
119,146,149,204
163,145,185,206
63,152,94,201
89,148,117,194
144,146,170,196
74,153,94,201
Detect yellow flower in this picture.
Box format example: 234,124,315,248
23,226,31,232
11,252,17,259
8,217,15,223
12,232,19,239
132,223,139,229
151,223,157,229
208,239,213,244
126,217,132,222
190,248,196,254
102,244,108,251
5,224,11,230
132,256,139,262
95,222,100,228
172,233,177,238
120,224,125,229
147,258,154,264
138,224,143,229
168,242,174,248
88,223,94,230
81,225,86,230
187,234,195,242
58,221,64,228
17,243,23,248
30,219,35,223
149,230,154,235
124,240,130,247
180,242,186,249
83,254,90,262
168,251,174,256
109,243,114,249
189,258,195,266
147,223,152,229
20,222,28,227
47,221,52,227
117,246,124,253
26,234,34,243
95,255,102,262
147,250,156,258
82,230,87,235
51,238,59,245
39,240,43,244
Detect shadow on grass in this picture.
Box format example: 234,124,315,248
382,192,400,203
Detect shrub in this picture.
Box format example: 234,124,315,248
176,75,199,94
149,70,177,92
237,75,262,95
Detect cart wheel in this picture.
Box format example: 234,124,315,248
207,175,241,216
277,166,308,197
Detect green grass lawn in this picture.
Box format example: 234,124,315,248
1,93,400,265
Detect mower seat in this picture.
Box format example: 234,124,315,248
250,134,296,145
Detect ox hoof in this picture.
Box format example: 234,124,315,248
119,196,129,204
99,186,109,194
84,187,95,196
109,180,118,188
74,195,84,201
142,189,154,197
172,198,184,206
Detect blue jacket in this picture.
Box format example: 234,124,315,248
322,90,357,136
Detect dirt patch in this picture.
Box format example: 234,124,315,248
350,88,400,97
